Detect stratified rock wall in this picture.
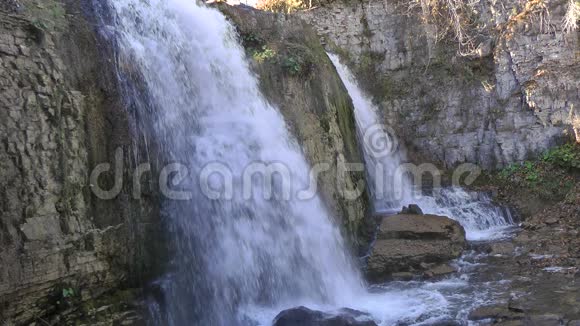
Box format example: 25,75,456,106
299,0,579,169
0,1,161,323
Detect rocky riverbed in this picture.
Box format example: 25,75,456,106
43,182,580,325
466,186,580,325
258,179,580,326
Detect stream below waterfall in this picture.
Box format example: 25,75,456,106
224,49,520,326
238,55,520,326
241,245,518,325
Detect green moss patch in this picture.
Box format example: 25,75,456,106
21,0,68,33
473,143,580,216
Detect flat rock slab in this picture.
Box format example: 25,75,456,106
376,214,466,242
367,214,466,280
468,305,522,321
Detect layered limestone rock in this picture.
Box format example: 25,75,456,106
299,0,579,169
0,1,161,323
367,214,466,280
219,4,371,248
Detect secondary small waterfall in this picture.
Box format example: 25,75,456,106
97,1,366,324
327,53,414,213
415,187,515,241
328,53,515,241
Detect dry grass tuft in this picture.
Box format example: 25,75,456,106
562,0,580,33
402,0,487,56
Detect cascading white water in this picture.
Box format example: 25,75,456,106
416,187,516,241
101,1,366,324
95,0,516,323
328,53,515,241
327,53,414,213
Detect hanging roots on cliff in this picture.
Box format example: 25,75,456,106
562,0,580,32
501,0,552,38
401,0,578,56
402,0,489,56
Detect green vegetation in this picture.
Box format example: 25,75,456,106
499,161,540,182
252,45,277,63
281,56,302,75
542,143,580,169
492,143,580,201
55,286,77,308
23,0,68,32
241,32,264,49
280,43,314,77
238,30,314,78
62,287,75,299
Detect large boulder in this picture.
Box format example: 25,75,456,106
367,214,466,280
273,306,377,326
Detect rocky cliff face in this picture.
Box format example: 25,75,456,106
0,2,373,322
0,1,161,323
220,5,372,248
299,0,579,169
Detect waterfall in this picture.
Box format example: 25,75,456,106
414,187,516,241
327,53,414,213
97,1,366,324
328,53,515,241
92,0,517,323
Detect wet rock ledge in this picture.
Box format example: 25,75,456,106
367,212,466,281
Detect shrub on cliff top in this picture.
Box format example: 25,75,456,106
256,0,304,13
256,0,332,13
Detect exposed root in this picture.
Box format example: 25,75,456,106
500,0,552,37
562,0,580,33
400,0,566,55
400,0,489,56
